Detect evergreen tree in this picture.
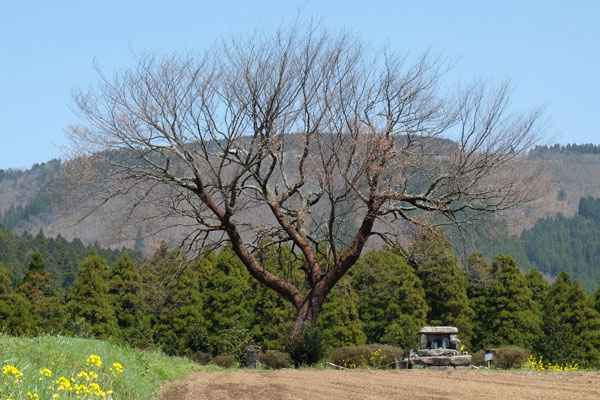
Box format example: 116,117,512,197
66,249,118,339
542,272,600,368
17,251,63,334
319,276,366,349
152,251,205,356
352,248,428,350
109,254,151,347
0,262,33,335
202,247,256,356
477,255,543,351
250,241,301,349
466,253,495,351
525,267,550,306
412,227,474,348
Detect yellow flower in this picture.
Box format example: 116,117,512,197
86,355,102,368
2,365,24,382
39,368,52,378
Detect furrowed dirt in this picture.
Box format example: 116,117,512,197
160,369,600,400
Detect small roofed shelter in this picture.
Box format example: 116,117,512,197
419,326,461,350
409,326,471,369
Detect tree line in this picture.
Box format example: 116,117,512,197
531,143,600,154
0,224,141,288
2,227,600,368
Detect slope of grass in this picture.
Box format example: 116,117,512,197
0,336,200,399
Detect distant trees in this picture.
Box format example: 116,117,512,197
531,143,600,155
0,224,140,288
522,198,600,292
68,22,545,331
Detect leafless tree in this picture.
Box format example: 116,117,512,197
67,23,546,331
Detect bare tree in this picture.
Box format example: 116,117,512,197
67,23,546,331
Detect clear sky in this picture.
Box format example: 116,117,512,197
1,0,598,169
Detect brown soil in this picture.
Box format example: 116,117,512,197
159,368,600,400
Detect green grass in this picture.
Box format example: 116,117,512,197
0,336,201,399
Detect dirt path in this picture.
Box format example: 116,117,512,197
160,369,600,400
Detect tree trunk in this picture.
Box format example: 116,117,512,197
292,292,325,337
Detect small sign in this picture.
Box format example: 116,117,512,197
484,350,496,362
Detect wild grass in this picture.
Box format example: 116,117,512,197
0,335,200,399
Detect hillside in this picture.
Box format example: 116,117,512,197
1,144,600,285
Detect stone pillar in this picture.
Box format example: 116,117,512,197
246,345,262,368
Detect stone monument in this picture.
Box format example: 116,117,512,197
408,326,471,369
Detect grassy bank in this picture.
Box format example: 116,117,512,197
0,336,200,399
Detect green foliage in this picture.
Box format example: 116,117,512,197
327,344,403,369
0,262,33,335
578,196,600,221
66,249,119,339
318,276,366,350
0,224,141,288
542,271,600,368
352,248,427,350
109,254,151,347
17,251,64,334
151,248,205,356
522,199,600,293
202,247,256,355
524,267,550,306
474,255,543,351
491,346,530,369
259,351,292,369
283,324,324,367
249,241,301,349
412,227,474,348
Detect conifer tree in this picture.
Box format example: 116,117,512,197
525,267,550,305
109,254,151,346
0,262,33,335
465,253,495,351
319,276,366,349
478,255,543,350
152,250,206,356
352,248,428,350
17,251,64,334
412,227,474,348
66,249,118,339
202,247,256,356
250,241,301,349
542,271,600,368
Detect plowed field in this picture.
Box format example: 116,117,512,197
160,368,600,400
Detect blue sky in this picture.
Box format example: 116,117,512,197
1,0,598,169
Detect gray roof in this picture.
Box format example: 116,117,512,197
418,326,459,334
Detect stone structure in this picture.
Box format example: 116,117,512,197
246,345,262,368
409,326,471,369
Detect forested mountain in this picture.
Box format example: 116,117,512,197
1,143,600,289
0,224,141,288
